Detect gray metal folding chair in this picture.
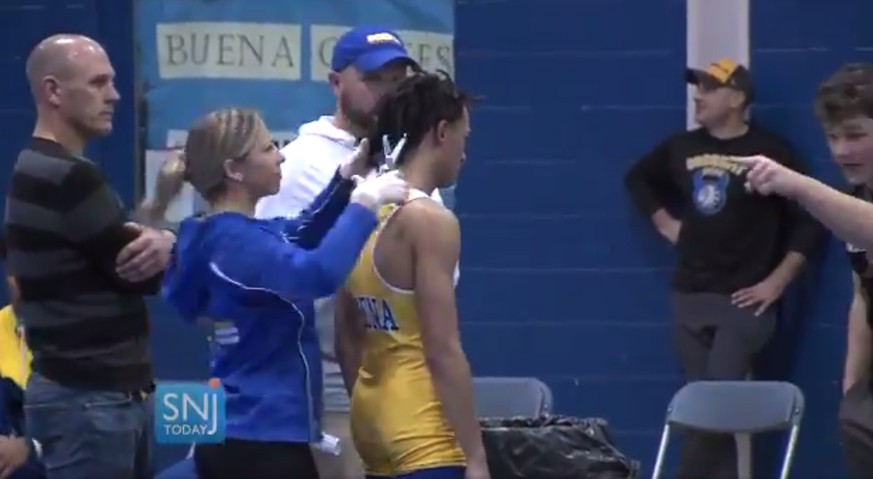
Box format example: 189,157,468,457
651,381,804,479
473,376,553,418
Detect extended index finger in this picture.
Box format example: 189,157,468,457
728,155,765,166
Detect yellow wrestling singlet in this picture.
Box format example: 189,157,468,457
345,190,465,476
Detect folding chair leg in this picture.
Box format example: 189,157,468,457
736,433,753,479
778,425,801,479
736,371,754,479
651,426,672,479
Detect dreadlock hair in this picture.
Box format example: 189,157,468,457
815,63,873,127
367,70,474,167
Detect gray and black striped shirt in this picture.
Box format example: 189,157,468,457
4,138,161,391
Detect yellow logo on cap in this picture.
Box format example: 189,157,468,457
366,33,401,45
705,58,740,83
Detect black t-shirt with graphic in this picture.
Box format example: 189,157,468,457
625,125,824,294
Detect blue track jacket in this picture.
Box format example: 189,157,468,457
162,170,377,443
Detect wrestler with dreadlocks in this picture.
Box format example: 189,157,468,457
335,71,489,479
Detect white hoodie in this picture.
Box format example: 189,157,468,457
255,116,444,394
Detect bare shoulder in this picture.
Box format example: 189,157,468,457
401,199,459,240
394,199,459,277
390,199,460,267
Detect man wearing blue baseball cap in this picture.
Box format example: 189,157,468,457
256,26,447,479
326,26,421,139
332,27,415,77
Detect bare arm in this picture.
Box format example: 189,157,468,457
335,287,366,396
790,175,873,251
409,204,487,466
845,273,872,394
650,209,681,244
0,435,31,477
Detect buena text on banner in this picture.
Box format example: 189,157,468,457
136,0,455,220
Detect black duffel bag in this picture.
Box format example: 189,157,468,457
480,415,639,479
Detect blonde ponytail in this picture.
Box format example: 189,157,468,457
135,151,188,225
135,107,265,224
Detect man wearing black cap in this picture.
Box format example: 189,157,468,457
624,58,823,479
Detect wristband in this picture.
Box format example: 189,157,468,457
30,438,42,459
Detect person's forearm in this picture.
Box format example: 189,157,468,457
650,208,680,243
767,251,806,289
64,163,161,291
283,204,377,298
287,169,355,249
426,347,486,461
792,175,873,251
82,223,165,294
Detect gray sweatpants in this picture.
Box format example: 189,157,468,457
839,380,873,479
670,292,777,479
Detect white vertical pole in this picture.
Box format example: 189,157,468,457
686,0,750,129
685,1,753,475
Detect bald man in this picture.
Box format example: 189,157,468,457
5,34,175,479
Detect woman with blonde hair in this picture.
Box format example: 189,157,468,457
155,108,407,479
